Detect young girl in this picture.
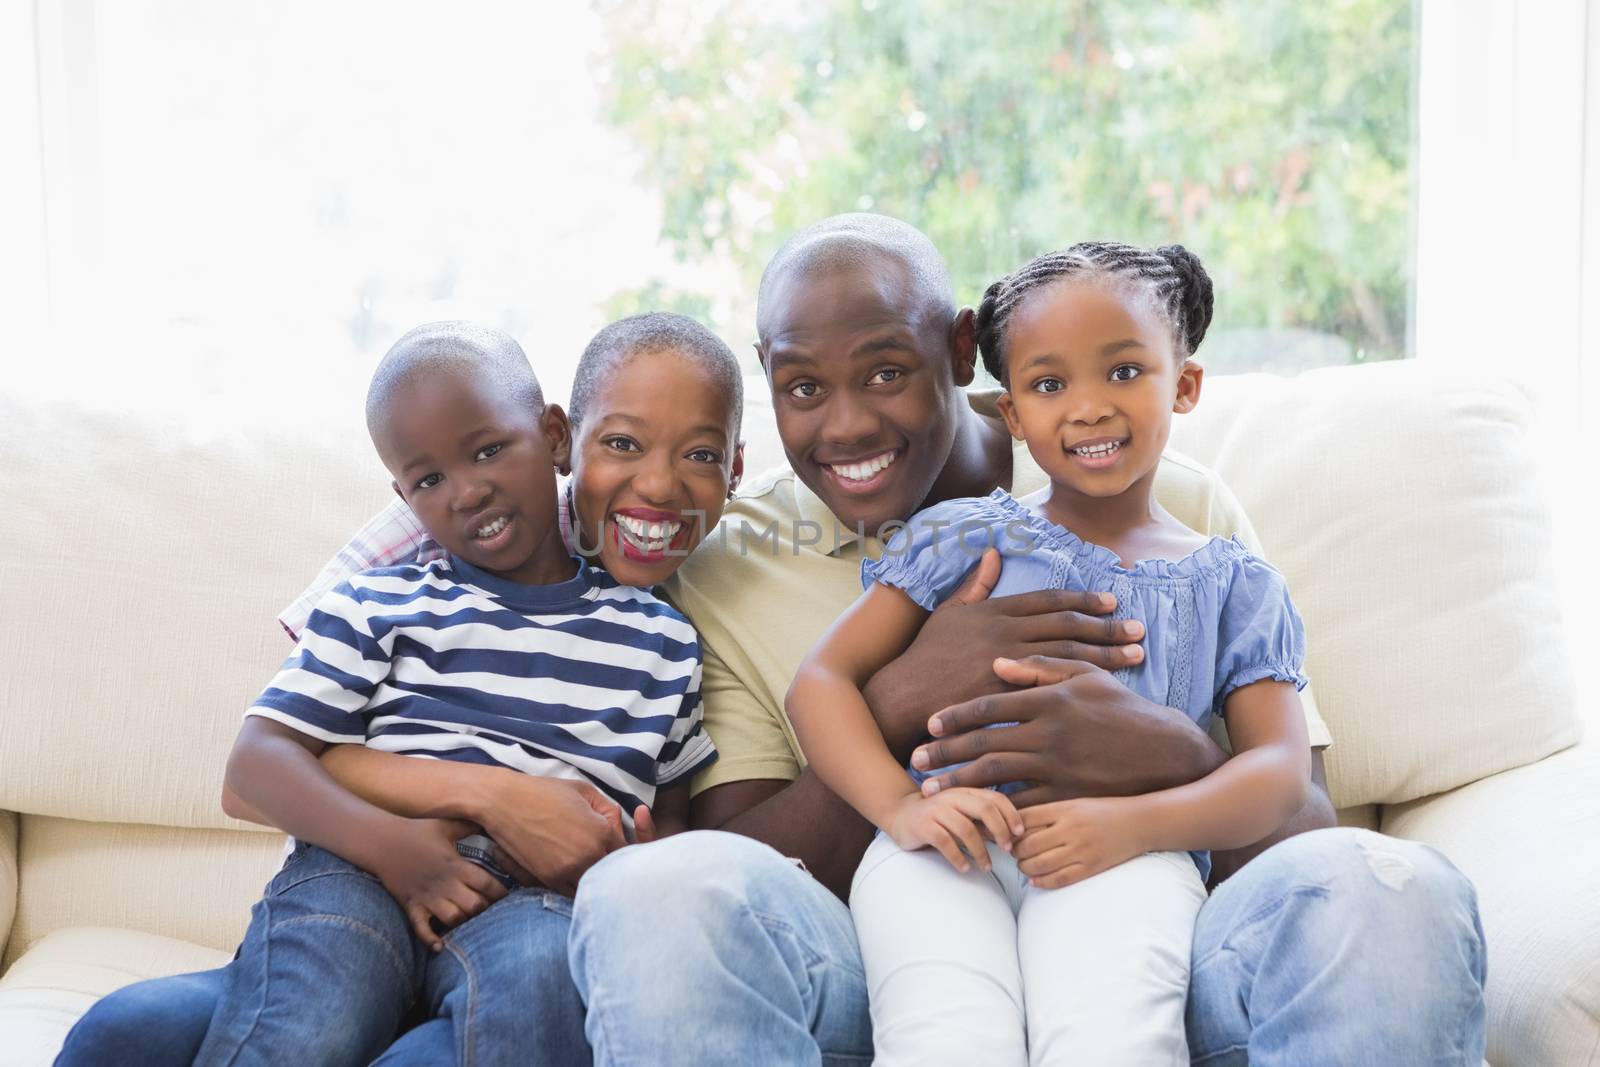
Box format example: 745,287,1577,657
787,243,1311,1066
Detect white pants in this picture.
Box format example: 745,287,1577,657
849,832,1207,1066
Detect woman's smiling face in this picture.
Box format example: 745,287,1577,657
568,348,743,588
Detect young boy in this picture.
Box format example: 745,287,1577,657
195,321,715,1065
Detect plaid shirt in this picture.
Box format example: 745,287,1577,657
277,486,577,641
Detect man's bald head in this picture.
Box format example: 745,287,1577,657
365,321,544,436
756,213,957,340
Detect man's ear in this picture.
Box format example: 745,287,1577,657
728,442,746,497
542,403,574,473
995,391,1025,440
949,308,978,387
1172,360,1204,414
390,479,405,501
753,341,769,376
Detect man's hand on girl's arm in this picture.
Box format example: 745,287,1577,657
913,658,1227,802
317,745,626,896
862,549,1145,758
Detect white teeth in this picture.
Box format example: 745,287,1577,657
829,451,897,482
1071,441,1123,459
475,516,510,538
614,514,682,550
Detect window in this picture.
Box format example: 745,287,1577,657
22,0,1416,421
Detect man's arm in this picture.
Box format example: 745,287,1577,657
692,773,875,901
1207,750,1335,885
685,553,1143,900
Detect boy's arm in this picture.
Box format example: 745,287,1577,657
224,717,509,948
222,717,406,864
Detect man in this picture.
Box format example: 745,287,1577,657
566,214,1487,1066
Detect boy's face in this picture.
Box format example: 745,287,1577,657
757,256,973,534
569,349,743,588
374,367,573,586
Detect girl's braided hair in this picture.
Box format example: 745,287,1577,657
974,242,1215,382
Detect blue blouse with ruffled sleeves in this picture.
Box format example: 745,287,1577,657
861,489,1309,881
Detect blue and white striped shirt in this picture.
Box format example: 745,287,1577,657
248,554,715,825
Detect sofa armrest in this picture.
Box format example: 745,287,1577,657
0,811,17,962
1382,738,1598,1067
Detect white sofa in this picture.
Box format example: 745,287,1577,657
0,360,1593,1065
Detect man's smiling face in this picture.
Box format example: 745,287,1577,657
758,252,966,534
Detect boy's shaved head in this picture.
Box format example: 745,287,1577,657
366,321,543,435
756,213,957,339
570,312,743,438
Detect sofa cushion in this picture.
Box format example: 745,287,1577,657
1383,739,1599,1067
0,926,230,1067
0,389,392,828
3,817,284,970
1168,361,1580,808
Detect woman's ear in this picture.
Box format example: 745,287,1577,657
995,390,1025,440
1172,361,1203,414
728,442,746,498
543,403,573,473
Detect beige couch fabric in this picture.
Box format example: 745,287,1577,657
0,927,231,1066
0,363,1592,1064
1169,362,1581,810
3,819,285,971
0,393,392,830
1385,740,1600,1067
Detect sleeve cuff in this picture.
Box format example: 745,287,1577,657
688,754,802,798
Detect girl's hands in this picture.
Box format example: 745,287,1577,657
886,787,1025,873
1012,796,1151,889
370,817,506,952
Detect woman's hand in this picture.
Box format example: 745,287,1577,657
476,776,627,896
885,787,1025,873
1011,796,1151,889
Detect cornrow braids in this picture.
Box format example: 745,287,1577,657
975,241,1215,382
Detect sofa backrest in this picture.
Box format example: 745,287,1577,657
1168,360,1580,807
0,392,393,831
0,362,1580,834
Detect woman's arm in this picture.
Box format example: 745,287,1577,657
785,583,938,830
317,745,627,895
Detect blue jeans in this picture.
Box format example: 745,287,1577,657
568,827,1487,1067
56,844,588,1067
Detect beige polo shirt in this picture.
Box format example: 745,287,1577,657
670,390,1332,797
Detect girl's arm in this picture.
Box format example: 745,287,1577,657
788,584,1025,870
786,583,941,829
1122,681,1310,851
1014,681,1309,888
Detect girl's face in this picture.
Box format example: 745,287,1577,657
569,349,743,588
995,280,1202,503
